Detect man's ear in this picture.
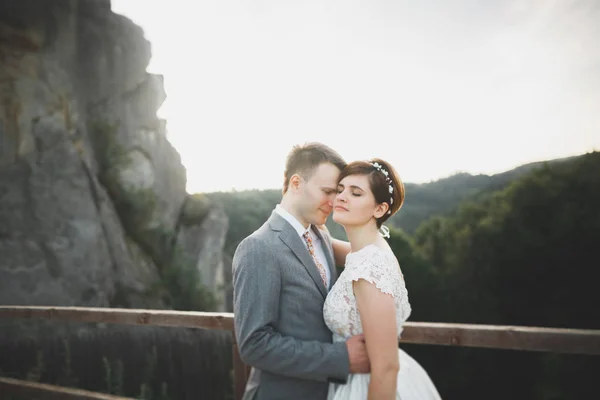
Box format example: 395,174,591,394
373,202,389,219
289,174,302,192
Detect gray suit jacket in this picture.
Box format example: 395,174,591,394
232,211,350,400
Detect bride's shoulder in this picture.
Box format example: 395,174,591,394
346,244,397,268
343,244,404,296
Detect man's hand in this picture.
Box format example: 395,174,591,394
346,334,370,373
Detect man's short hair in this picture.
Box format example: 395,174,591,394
283,142,346,193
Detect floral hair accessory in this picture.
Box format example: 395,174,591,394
370,162,394,214
379,225,391,239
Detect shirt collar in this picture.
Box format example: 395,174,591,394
275,204,311,238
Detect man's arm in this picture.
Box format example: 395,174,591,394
232,237,350,382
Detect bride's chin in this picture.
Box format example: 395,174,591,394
332,214,342,224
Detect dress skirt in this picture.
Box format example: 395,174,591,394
327,348,442,400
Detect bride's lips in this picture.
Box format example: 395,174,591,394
334,206,348,211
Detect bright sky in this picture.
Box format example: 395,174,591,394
111,0,599,193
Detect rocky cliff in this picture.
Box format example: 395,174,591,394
0,0,228,311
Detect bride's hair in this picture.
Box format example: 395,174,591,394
338,158,405,228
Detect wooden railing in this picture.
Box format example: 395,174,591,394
0,376,133,400
1,306,599,399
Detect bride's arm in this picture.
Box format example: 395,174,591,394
353,279,399,400
317,225,352,266
331,238,351,266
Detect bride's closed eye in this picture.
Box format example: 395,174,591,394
337,186,362,196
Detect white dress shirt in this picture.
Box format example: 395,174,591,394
274,204,331,288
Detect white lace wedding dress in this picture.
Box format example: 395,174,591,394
323,244,442,399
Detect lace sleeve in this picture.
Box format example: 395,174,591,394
345,249,400,297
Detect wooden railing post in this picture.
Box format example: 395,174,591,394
232,331,248,400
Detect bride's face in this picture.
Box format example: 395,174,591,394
333,174,382,227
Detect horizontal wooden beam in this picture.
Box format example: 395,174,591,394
0,377,134,400
1,306,599,355
400,321,600,355
0,306,234,331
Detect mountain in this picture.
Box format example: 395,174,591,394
390,154,583,234
208,153,585,260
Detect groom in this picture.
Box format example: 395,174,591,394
232,142,370,400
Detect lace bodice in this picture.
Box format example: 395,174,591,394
323,244,412,343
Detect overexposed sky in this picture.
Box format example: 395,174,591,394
111,0,599,193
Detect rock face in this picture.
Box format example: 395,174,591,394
0,0,227,310
177,205,229,310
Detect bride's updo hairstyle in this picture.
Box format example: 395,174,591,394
337,158,405,228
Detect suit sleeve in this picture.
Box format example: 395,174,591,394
232,236,350,382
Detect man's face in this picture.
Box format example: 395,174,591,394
297,162,341,226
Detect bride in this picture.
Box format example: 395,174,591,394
324,158,442,400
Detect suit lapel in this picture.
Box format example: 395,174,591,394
270,212,328,299
280,228,328,299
